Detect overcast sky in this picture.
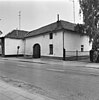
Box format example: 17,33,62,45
0,0,82,34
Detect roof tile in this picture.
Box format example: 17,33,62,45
5,30,28,39
25,20,76,38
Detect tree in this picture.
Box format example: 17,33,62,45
75,23,85,35
78,0,99,42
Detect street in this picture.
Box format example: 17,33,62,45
0,59,99,100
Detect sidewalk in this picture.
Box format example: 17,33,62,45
0,79,54,100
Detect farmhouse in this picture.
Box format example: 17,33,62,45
0,20,92,59
24,20,91,59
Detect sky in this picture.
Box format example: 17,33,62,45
0,0,82,34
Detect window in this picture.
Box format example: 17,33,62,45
49,33,53,39
81,45,84,52
49,44,53,54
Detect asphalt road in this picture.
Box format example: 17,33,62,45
0,59,99,100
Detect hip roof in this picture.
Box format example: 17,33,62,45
25,20,76,38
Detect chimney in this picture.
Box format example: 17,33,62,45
57,14,59,22
56,14,62,29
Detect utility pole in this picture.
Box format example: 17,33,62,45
19,11,21,30
72,0,75,23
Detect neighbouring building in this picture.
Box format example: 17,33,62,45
0,30,28,56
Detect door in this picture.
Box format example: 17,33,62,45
33,44,41,58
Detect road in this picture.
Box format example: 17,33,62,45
0,59,99,100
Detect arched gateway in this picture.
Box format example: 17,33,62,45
33,44,41,58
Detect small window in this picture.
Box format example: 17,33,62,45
17,46,20,49
81,45,84,52
49,33,53,39
81,45,84,48
49,44,53,54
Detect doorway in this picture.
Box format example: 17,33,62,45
33,44,41,58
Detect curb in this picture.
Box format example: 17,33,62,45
2,57,99,70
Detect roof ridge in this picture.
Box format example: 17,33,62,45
29,21,57,33
25,20,76,38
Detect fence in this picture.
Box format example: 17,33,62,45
0,45,2,55
65,50,89,61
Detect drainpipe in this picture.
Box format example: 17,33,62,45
63,30,65,60
24,39,26,58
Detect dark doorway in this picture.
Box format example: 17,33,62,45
33,44,41,58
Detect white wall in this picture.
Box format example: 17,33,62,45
64,31,92,51
5,38,24,55
25,30,92,58
25,31,63,57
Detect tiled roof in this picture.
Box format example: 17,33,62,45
5,30,28,39
25,20,76,38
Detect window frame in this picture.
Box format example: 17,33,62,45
81,45,84,52
49,33,53,39
49,44,53,55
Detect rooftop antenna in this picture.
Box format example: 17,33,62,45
19,11,21,30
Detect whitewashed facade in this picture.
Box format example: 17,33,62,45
64,31,92,51
0,30,28,56
25,30,92,58
25,31,63,57
5,38,24,55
